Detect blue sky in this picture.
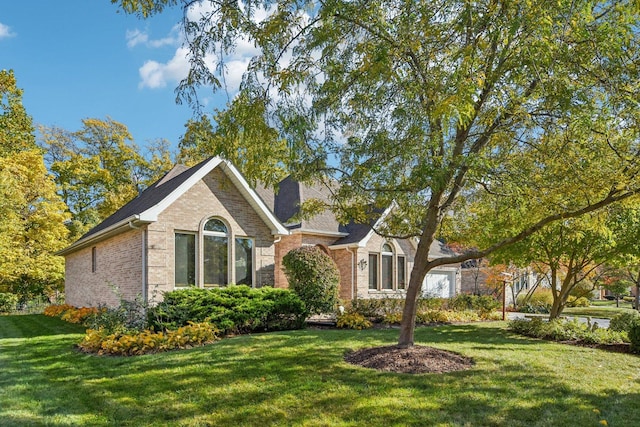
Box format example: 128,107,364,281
1,1,222,151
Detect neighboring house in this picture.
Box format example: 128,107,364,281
59,157,461,307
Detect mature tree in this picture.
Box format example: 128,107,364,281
112,0,640,346
488,210,629,318
177,99,289,187
40,119,175,239
0,70,69,303
601,275,632,308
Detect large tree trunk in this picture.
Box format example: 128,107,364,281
549,270,573,320
549,296,564,319
398,231,437,348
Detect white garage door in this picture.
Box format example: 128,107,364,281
422,270,455,298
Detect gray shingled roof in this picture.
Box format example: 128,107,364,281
79,158,212,241
258,176,342,233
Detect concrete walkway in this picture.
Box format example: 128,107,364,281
507,312,610,329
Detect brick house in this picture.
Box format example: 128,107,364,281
59,157,460,307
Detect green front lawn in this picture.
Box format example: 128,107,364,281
564,305,637,319
1,315,639,426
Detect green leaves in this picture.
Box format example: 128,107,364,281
40,118,175,239
0,71,69,302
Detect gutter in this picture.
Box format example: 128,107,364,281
56,215,152,256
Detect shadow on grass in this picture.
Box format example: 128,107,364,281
1,321,639,426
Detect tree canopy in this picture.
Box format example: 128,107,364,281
40,118,175,239
112,0,640,346
0,70,69,303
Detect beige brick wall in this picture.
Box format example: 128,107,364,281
354,234,417,300
148,167,278,300
65,228,143,308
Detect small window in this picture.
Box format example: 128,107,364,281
368,253,378,290
397,256,406,290
91,247,97,273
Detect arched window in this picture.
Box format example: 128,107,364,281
381,243,394,290
203,218,228,286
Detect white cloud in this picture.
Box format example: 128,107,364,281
126,29,148,48
126,26,180,49
0,22,16,39
139,46,191,89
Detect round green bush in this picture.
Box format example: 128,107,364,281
609,310,640,333
516,289,553,313
567,296,590,308
282,246,340,315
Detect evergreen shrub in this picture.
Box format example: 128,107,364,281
282,246,340,315
148,285,308,333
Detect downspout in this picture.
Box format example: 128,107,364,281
274,234,283,288
128,217,147,305
347,247,356,301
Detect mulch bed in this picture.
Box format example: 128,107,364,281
345,345,475,374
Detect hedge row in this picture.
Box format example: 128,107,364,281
509,318,628,346
148,285,308,334
344,294,500,324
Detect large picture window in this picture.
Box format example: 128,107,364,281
175,233,196,287
203,219,228,287
175,218,256,288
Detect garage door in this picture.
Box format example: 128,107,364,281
422,270,455,298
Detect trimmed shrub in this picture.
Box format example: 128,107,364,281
610,311,640,333
282,246,340,315
417,297,448,311
629,321,640,354
382,312,403,325
348,297,404,322
566,296,590,308
517,289,554,313
336,313,372,330
0,293,18,313
509,318,628,345
148,285,308,334
449,294,500,316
